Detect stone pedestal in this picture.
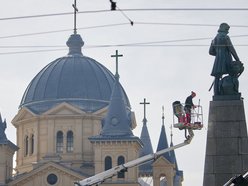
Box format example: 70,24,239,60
203,100,248,186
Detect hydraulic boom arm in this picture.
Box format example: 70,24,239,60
223,171,248,186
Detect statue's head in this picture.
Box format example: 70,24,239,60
218,23,230,33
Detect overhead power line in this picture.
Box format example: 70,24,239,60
0,45,65,48
0,22,247,40
1,8,248,21
122,8,248,11
0,48,66,55
85,44,248,48
135,22,248,28
1,34,248,49
0,23,130,39
1,43,248,55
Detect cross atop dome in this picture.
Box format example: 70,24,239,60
72,0,78,34
65,0,84,55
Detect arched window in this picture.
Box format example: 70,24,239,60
104,156,112,171
160,174,167,186
56,131,63,153
30,134,34,154
66,131,73,152
117,156,125,178
25,136,28,156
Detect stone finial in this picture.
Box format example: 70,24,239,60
66,34,84,55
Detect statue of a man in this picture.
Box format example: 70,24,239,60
209,23,240,95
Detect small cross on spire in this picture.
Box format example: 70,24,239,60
72,0,78,34
162,106,165,124
140,98,150,120
111,50,123,78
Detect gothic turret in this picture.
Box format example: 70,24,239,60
0,114,7,142
153,108,183,186
139,99,154,176
170,140,184,185
89,51,142,185
0,114,18,185
156,108,171,162
99,73,134,137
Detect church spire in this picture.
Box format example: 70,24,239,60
0,113,7,142
139,98,153,176
100,50,133,137
156,106,171,162
170,107,173,145
170,126,184,185
162,105,165,126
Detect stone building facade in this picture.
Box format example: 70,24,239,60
0,32,183,186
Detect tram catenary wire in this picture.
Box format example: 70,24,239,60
0,22,247,40
0,44,248,55
1,8,248,21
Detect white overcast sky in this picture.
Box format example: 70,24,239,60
0,1,248,186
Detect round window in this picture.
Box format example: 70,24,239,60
111,117,119,126
47,173,58,185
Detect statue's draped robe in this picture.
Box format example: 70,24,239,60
211,33,234,77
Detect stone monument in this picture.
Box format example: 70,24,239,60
203,23,248,186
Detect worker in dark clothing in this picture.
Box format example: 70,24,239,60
184,91,196,123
